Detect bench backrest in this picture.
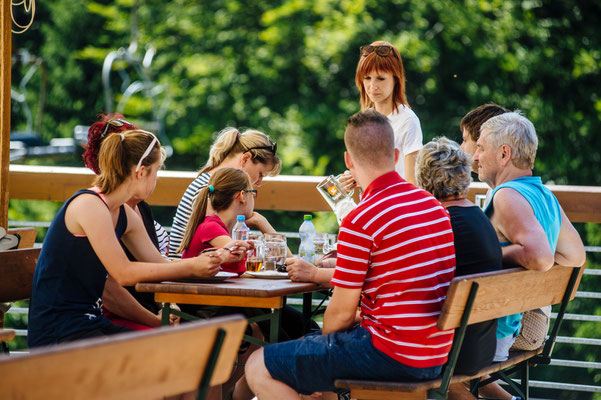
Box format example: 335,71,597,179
7,227,37,249
438,264,584,331
0,247,40,303
0,248,41,302
0,314,247,400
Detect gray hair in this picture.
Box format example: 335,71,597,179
416,137,472,200
480,111,538,169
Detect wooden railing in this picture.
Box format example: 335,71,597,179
8,165,601,222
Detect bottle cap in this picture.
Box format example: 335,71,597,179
237,215,245,221
304,215,312,220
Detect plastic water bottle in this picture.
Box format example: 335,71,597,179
298,214,316,264
232,215,250,241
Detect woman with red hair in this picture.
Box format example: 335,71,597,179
355,40,423,184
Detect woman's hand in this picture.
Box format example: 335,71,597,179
339,170,358,193
286,257,318,283
245,212,271,232
191,251,222,278
221,240,253,263
316,250,337,269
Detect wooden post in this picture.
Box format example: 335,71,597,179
0,0,11,228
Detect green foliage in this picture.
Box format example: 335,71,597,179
12,0,601,184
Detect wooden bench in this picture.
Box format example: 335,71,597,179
0,314,247,400
0,246,41,352
7,227,38,249
335,264,585,400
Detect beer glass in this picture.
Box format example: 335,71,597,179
264,233,287,272
246,233,265,272
313,233,330,263
316,174,357,224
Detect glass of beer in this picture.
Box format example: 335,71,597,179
264,233,287,272
246,233,265,272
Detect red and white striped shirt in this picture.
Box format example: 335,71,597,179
332,171,456,368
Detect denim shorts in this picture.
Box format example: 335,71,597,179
263,325,442,395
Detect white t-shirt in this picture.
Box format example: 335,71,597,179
387,105,423,178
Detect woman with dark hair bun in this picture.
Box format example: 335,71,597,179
28,127,250,348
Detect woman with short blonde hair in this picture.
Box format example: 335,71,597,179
416,137,503,400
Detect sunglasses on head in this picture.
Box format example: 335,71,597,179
360,45,394,58
244,141,277,155
101,118,133,138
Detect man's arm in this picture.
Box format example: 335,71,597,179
286,257,335,287
491,188,555,271
322,286,362,334
554,208,586,267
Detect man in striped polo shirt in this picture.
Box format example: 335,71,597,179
245,110,456,399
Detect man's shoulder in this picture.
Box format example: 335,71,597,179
350,183,446,234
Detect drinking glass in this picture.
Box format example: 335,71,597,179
246,232,265,272
313,233,330,263
316,174,357,225
264,233,287,272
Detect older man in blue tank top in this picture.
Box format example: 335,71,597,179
471,111,585,399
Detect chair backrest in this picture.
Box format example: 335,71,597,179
0,247,40,303
0,314,247,400
7,227,37,249
438,264,584,331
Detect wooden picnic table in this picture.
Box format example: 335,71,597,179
136,275,327,343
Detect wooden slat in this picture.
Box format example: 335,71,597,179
336,348,542,394
350,389,426,400
0,315,247,400
0,328,15,343
437,265,578,331
8,165,601,221
0,247,40,302
155,293,283,309
7,227,37,248
0,0,11,228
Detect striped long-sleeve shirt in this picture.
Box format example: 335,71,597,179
168,172,211,258
332,171,456,368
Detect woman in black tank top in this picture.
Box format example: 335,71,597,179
29,129,250,347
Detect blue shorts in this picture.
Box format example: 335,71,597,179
263,325,442,395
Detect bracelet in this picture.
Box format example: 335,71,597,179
200,248,219,254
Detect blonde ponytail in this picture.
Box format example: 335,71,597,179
199,127,282,177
